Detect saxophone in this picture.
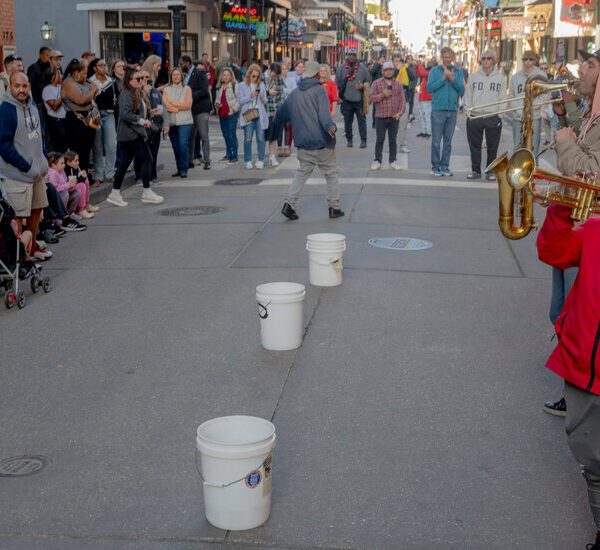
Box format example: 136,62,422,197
487,76,600,240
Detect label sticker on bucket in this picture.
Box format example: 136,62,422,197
245,470,262,489
368,237,433,251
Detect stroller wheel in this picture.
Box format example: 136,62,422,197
4,290,14,309
16,291,25,309
31,275,40,293
42,277,51,293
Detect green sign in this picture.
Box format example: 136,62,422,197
256,22,268,39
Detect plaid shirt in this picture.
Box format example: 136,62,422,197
266,75,284,116
369,78,406,119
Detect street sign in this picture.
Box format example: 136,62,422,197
256,21,269,39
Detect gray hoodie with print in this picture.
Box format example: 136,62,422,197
463,66,505,116
0,91,48,183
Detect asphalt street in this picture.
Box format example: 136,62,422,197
0,105,591,549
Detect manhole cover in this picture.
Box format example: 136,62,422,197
160,206,225,216
368,237,433,251
0,455,49,477
214,178,261,186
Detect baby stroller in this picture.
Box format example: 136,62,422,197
0,193,50,309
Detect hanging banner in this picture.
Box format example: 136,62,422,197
553,0,595,37
277,18,307,41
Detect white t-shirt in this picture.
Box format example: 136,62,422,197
42,84,66,119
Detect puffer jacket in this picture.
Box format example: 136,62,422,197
537,205,600,395
215,83,240,116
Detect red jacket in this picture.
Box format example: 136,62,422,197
537,205,600,395
415,64,432,102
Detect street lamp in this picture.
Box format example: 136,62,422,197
209,28,219,42
40,21,54,41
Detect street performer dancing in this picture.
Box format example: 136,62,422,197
535,48,600,550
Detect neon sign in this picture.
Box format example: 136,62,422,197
222,6,263,32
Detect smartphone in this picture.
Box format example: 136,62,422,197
386,84,392,91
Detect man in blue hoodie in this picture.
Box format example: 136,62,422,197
274,61,344,220
0,72,49,258
426,47,464,177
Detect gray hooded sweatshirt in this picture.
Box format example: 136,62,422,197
0,91,48,183
463,66,505,116
507,67,547,121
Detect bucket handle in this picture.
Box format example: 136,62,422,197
314,257,343,272
195,449,272,488
257,300,270,319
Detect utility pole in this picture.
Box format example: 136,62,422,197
247,0,252,61
169,3,185,66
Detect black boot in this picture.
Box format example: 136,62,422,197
586,532,600,549
359,141,367,149
281,202,299,220
347,141,353,148
204,161,211,170
328,207,345,219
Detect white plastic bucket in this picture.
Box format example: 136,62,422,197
306,233,346,287
256,282,305,350
196,415,276,531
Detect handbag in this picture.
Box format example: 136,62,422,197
74,102,101,129
242,96,259,123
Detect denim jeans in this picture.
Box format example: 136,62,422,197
243,118,265,163
418,100,432,134
431,110,457,171
219,114,239,160
92,112,117,181
549,267,578,324
512,118,541,158
169,124,193,176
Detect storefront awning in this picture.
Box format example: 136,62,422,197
77,1,185,9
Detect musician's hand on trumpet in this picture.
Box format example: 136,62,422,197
532,183,549,206
555,126,577,143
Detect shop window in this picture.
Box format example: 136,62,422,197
122,12,172,30
182,33,198,60
99,32,124,67
105,11,119,29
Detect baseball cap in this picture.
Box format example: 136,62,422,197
579,48,600,62
382,61,394,70
49,50,63,58
303,60,320,78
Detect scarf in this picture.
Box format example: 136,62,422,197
345,61,358,81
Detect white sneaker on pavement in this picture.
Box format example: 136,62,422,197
141,189,164,204
255,160,264,169
106,190,128,207
390,161,403,170
79,209,94,219
246,161,254,169
371,160,381,171
400,146,410,153
269,154,279,167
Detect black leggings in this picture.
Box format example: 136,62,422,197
113,137,152,190
64,112,96,170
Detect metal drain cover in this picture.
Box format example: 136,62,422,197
368,237,433,251
160,206,225,216
214,178,261,186
0,455,49,477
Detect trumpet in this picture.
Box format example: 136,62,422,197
465,76,580,120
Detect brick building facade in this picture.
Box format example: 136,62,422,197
0,0,16,71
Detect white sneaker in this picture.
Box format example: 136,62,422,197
269,154,279,167
106,190,128,207
400,146,410,153
151,178,161,186
134,179,143,187
33,249,52,260
79,209,95,219
87,204,101,213
390,161,404,170
371,160,381,171
255,160,264,169
141,189,164,204
246,161,254,169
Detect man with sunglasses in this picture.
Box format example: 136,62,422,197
0,55,24,104
463,49,504,180
507,50,546,157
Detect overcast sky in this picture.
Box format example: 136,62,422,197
389,0,439,51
